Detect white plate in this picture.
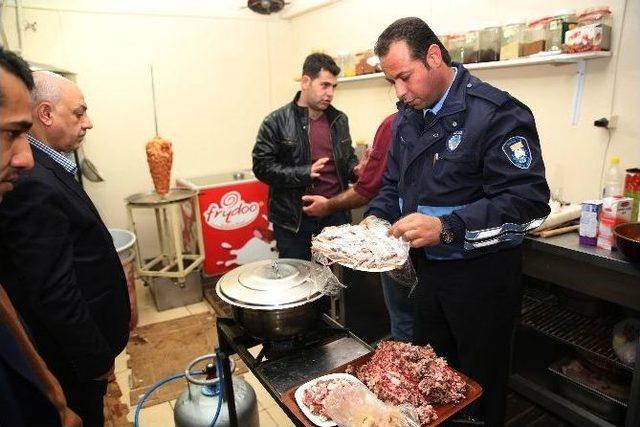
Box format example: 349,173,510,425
294,373,365,427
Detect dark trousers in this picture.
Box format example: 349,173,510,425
62,378,108,427
411,247,523,427
273,211,348,260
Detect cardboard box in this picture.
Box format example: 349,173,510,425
596,197,633,251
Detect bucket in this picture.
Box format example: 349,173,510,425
109,229,138,330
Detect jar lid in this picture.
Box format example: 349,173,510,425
216,259,324,310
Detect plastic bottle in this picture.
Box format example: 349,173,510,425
602,156,623,198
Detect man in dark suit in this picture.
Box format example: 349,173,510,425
0,70,130,426
0,47,81,427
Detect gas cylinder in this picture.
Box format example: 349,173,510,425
173,354,259,427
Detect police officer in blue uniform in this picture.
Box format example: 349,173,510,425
367,18,551,426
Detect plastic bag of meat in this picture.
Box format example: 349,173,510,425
309,261,345,297
311,218,411,272
324,383,421,427
383,257,418,290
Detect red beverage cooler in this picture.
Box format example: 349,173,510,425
176,171,276,276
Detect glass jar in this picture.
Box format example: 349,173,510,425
343,52,356,77
522,17,549,56
546,9,577,52
333,53,346,77
446,34,466,63
500,20,525,60
463,30,481,63
564,7,612,52
479,26,501,62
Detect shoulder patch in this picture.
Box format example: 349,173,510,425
502,136,532,169
467,82,509,106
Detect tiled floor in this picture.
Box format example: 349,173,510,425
117,281,294,426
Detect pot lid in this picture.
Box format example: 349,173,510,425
216,259,324,309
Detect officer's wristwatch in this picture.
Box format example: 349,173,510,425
439,217,455,245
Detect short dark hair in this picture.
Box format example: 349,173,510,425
302,53,340,79
0,47,34,107
374,17,451,66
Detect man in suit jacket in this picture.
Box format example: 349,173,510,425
0,47,81,427
0,71,130,426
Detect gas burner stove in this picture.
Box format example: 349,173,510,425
215,313,371,426
254,324,350,362
216,315,351,366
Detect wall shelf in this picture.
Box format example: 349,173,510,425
337,51,611,83
336,51,611,125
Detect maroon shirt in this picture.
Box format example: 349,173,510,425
354,113,397,199
308,114,340,197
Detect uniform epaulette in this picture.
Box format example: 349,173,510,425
467,82,509,107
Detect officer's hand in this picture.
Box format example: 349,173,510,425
389,213,442,248
302,195,330,217
310,157,329,178
360,215,378,229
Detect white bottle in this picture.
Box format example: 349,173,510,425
602,156,623,198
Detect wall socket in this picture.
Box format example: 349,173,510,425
594,115,618,129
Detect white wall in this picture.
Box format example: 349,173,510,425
2,0,638,233
1,0,297,232
289,0,640,204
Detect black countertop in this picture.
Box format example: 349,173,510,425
524,232,640,278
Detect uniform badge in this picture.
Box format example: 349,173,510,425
447,131,464,151
502,136,532,169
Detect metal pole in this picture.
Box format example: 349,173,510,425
216,322,238,427
170,202,184,275
150,64,159,136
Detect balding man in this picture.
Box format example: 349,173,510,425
0,71,130,425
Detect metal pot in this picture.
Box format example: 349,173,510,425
216,259,326,340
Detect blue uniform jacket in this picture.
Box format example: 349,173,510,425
368,64,551,260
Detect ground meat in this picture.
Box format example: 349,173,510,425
352,341,467,426
301,378,358,420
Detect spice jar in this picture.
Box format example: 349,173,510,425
546,9,577,52
479,25,501,62
566,6,612,53
446,34,466,63
522,17,549,56
463,30,481,63
500,20,525,60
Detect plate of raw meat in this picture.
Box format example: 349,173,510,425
294,373,366,426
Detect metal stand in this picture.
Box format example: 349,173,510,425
126,189,205,284
215,315,371,426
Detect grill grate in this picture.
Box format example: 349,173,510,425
520,291,632,372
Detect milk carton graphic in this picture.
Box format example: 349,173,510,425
177,173,276,276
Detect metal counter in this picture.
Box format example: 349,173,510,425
523,233,640,312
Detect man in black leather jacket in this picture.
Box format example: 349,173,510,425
252,53,358,260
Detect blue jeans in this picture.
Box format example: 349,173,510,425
273,211,348,260
380,272,414,341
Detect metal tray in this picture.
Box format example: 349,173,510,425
548,360,627,423
282,350,482,426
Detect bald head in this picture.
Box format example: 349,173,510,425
32,71,74,105
31,71,93,152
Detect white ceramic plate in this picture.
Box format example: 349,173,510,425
294,373,365,427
